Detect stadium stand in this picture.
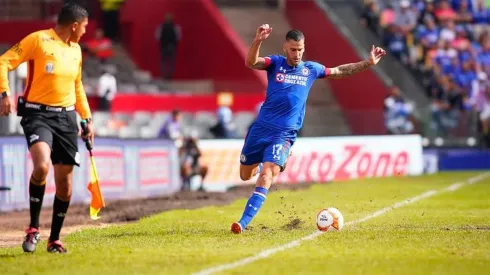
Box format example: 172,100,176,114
359,0,490,139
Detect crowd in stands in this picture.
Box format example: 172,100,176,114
362,0,490,143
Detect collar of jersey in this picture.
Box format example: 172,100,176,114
50,28,73,47
284,60,304,69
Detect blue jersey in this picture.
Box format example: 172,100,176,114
255,55,329,131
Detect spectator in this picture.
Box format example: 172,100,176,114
97,67,117,112
417,0,437,25
210,106,237,139
430,76,463,135
455,0,473,25
440,19,457,42
451,25,471,49
478,86,490,146
179,131,208,191
384,86,415,134
435,0,457,22
384,24,409,64
361,0,381,35
472,0,490,39
418,17,440,50
156,13,181,80
396,0,418,35
380,3,396,29
85,29,114,63
100,0,125,41
454,60,477,93
158,109,183,141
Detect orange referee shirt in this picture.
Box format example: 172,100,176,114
0,28,91,119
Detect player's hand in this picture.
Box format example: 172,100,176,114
255,24,272,41
368,45,387,65
0,95,13,116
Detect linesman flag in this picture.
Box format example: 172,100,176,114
81,120,106,220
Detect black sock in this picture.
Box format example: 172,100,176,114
29,176,46,229
49,196,70,241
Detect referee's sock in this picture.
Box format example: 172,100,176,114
238,187,268,229
29,176,46,229
49,196,70,241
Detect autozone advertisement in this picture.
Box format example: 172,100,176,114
0,137,180,212
199,135,424,191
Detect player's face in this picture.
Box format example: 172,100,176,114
71,17,89,42
283,39,305,66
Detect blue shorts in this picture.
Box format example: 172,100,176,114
240,123,297,169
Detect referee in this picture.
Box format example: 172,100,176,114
0,3,94,253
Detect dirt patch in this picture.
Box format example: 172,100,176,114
282,218,304,230
443,225,490,231
0,183,311,248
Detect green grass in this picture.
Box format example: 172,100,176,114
1,172,489,275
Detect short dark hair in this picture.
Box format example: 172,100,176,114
57,3,89,26
285,30,305,42
172,109,181,117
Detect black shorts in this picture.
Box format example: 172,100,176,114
20,111,80,166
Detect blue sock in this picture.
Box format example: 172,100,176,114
238,187,268,229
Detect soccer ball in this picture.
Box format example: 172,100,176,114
316,208,344,232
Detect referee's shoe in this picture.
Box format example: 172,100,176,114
22,227,40,253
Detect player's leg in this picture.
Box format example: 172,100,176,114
47,112,80,253
20,116,53,253
197,164,208,191
239,123,265,181
48,164,73,253
232,139,292,234
232,162,281,234
239,163,262,181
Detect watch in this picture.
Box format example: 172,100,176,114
1,91,7,98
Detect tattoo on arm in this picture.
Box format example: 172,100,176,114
328,60,372,79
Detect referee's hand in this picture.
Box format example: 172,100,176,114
1,95,13,116
82,120,95,146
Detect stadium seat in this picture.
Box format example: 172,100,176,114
132,111,152,127
93,111,111,127
138,83,160,93
133,70,152,83
235,111,255,137
194,111,217,128
113,112,132,123
180,112,194,128
118,126,140,139
140,126,159,139
118,83,138,93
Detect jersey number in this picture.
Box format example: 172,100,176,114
272,144,283,160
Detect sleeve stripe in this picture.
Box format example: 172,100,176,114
324,66,331,77
263,57,272,68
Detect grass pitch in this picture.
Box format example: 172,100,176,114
1,172,489,275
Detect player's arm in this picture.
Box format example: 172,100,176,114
245,40,270,70
327,45,386,79
75,64,92,120
74,63,95,143
245,24,273,70
0,33,38,115
0,33,38,95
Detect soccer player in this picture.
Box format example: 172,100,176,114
231,24,386,234
0,3,94,252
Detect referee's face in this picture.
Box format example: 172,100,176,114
284,39,305,66
71,17,89,43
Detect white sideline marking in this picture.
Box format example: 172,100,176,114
192,173,490,275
